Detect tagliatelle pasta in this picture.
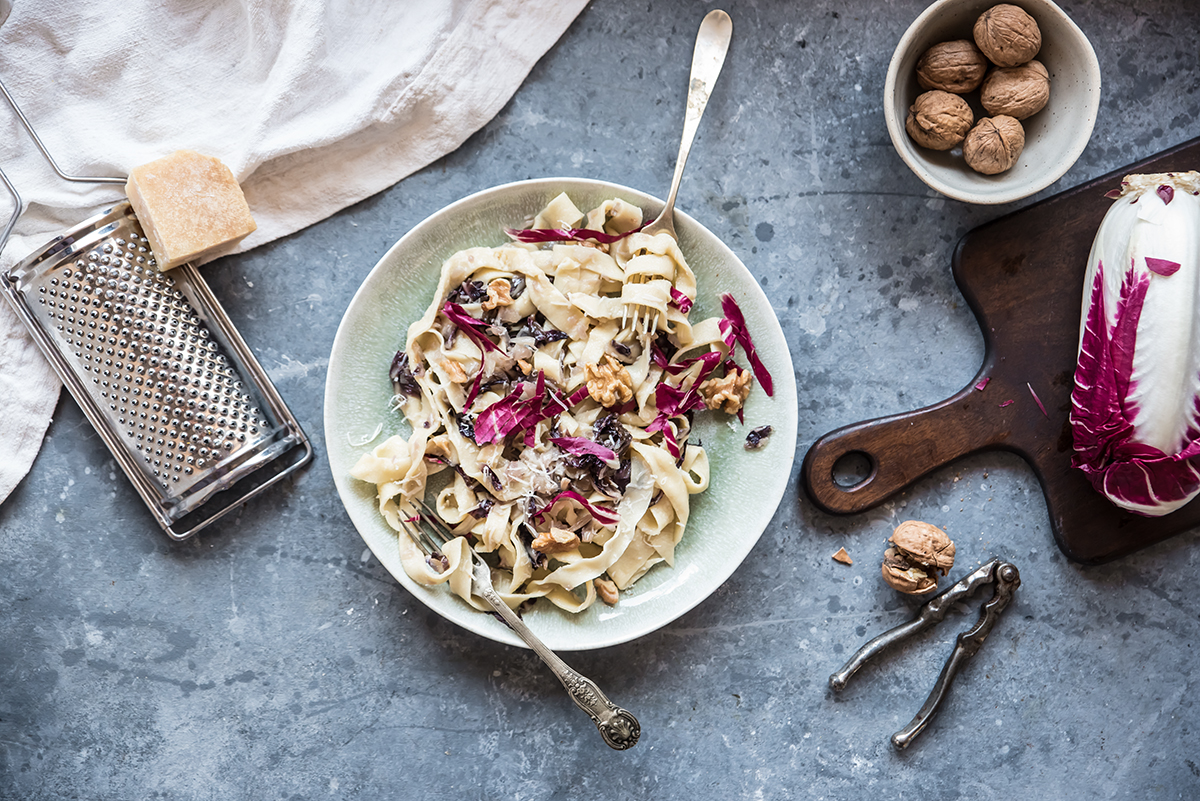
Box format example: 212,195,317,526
352,193,770,614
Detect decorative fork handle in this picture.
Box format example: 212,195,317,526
474,569,641,750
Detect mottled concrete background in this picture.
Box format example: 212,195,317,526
3,1,1199,799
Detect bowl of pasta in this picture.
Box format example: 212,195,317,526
325,177,797,650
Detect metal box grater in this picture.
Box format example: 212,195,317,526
1,201,312,539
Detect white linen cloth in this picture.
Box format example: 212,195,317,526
0,0,589,504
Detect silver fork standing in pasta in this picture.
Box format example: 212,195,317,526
626,9,732,335
401,499,642,750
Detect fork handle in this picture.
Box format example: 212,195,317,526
477,582,641,750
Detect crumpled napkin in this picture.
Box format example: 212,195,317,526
0,0,588,504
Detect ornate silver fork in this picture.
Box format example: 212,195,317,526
626,9,732,335
400,499,641,750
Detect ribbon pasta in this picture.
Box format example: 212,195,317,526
352,193,755,614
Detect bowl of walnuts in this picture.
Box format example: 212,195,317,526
884,0,1101,204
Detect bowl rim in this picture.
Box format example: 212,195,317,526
883,0,1102,204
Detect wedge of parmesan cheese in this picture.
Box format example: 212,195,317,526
125,150,256,271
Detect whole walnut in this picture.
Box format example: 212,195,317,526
916,39,989,94
905,90,973,151
963,115,1026,174
981,59,1050,119
973,4,1041,67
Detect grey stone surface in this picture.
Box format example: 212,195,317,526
3,0,1199,798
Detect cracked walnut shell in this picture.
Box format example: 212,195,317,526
889,520,956,576
881,547,938,595
973,4,1041,68
916,40,989,94
981,60,1050,120
963,115,1025,174
905,90,973,151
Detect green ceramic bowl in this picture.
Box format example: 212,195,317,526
325,178,797,650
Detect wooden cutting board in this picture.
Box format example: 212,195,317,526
801,137,1200,565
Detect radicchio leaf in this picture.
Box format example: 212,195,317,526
719,293,775,397
1158,184,1175,205
974,377,990,392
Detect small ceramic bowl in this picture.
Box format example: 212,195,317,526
884,0,1101,204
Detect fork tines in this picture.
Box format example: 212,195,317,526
400,498,456,574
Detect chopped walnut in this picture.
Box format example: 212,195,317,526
531,526,581,555
699,367,752,414
595,577,619,605
481,278,514,311
584,354,634,407
439,358,468,383
517,358,533,375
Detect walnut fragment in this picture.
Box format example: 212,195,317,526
700,366,753,414
832,547,853,566
584,354,634,407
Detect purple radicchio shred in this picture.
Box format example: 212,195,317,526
533,490,620,526
669,287,694,313
509,275,526,299
513,315,569,346
1158,184,1175,205
1104,188,1122,199
390,351,421,397
427,552,450,574
504,220,649,245
456,413,477,443
468,498,495,519
447,279,488,304
1145,257,1182,277
744,425,773,450
719,293,775,397
482,465,503,493
551,436,618,462
1026,382,1049,418
974,377,990,392
611,340,632,357
442,302,501,353
999,399,1015,408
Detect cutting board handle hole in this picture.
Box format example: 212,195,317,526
831,450,875,490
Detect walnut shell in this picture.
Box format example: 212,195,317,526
916,39,989,94
889,520,956,576
881,547,937,595
963,115,1026,174
981,60,1050,119
905,90,973,151
973,4,1041,67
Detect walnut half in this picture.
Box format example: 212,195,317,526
585,354,634,408
700,366,752,414
531,526,581,555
